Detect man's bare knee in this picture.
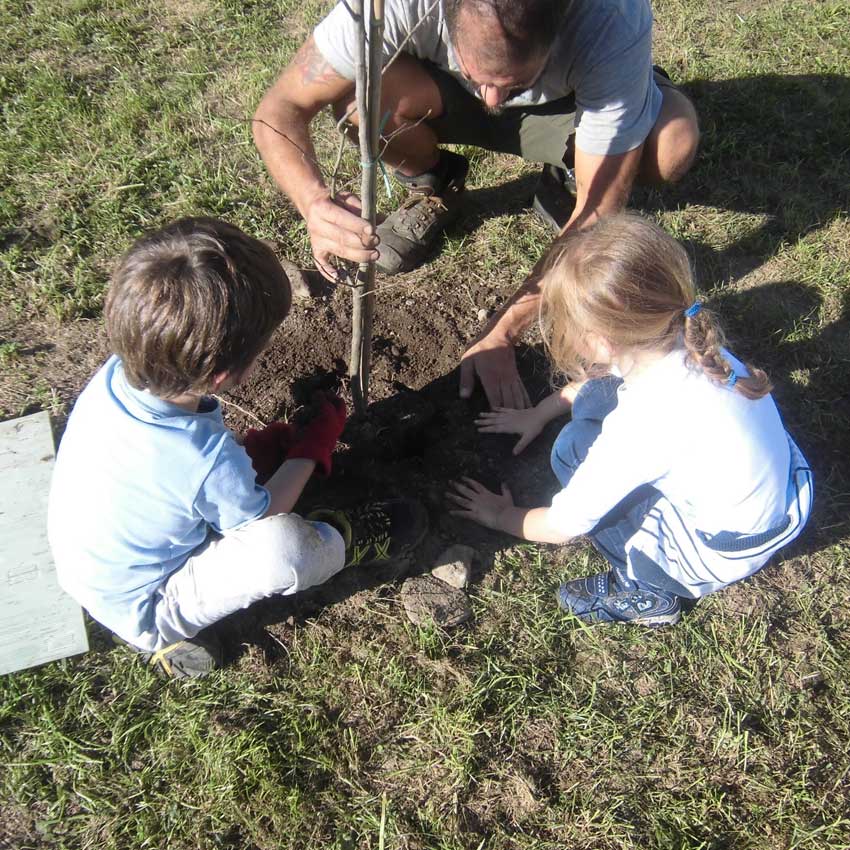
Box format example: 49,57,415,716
642,89,699,185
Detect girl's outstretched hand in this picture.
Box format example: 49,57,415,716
447,477,515,531
475,406,546,455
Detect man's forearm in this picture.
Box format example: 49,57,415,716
481,253,547,344
253,98,328,218
482,145,643,345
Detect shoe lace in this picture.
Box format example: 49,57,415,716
350,504,391,548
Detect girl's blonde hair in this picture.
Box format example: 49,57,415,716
539,212,771,399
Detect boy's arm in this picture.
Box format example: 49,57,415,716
262,458,317,517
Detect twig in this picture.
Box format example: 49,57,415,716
211,395,268,428
382,0,441,73
348,0,384,414
329,129,348,198
333,0,441,132
232,116,331,180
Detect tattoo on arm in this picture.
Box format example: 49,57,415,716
292,38,344,87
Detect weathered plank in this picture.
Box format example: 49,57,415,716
0,411,88,675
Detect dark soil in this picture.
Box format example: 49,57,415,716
213,265,570,644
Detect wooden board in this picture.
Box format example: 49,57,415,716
0,411,88,675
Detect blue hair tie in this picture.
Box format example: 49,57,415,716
684,301,702,318
727,372,738,388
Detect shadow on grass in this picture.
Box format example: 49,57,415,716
642,73,850,275
439,73,849,280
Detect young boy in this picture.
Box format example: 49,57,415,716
48,217,427,677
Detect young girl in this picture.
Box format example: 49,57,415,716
448,213,813,626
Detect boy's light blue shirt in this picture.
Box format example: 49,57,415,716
47,356,270,649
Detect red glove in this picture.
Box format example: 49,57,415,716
243,421,295,483
286,394,347,476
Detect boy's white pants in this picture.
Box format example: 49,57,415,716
151,514,346,649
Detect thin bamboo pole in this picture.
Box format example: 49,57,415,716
349,0,384,415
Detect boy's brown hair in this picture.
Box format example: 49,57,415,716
105,217,291,397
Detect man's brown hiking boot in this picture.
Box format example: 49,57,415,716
376,150,469,275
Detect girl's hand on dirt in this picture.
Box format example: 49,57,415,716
446,477,515,530
475,406,545,454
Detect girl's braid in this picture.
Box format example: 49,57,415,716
684,307,772,400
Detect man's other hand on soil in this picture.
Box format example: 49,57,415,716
306,190,379,281
460,332,531,410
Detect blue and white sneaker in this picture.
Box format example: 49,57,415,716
556,570,681,627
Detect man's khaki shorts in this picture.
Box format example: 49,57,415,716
424,64,675,168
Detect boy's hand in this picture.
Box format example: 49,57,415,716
243,422,295,482
446,477,515,531
286,393,347,476
475,406,546,455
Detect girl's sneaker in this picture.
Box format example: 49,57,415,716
308,498,429,568
556,570,681,627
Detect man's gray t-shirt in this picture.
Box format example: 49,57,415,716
313,0,662,156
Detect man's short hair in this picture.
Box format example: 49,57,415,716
444,0,569,63
105,217,291,397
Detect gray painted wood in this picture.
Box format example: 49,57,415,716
0,411,88,675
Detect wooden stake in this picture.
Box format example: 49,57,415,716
349,0,385,415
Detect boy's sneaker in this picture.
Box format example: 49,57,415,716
308,498,429,567
556,570,681,627
113,632,223,679
376,151,469,275
532,163,577,233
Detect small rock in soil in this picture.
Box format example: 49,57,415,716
401,575,472,628
431,544,475,588
477,308,488,323
280,259,311,300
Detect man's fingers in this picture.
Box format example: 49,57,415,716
500,482,514,502
313,235,378,266
513,433,531,455
321,201,377,243
335,191,364,214
507,380,529,411
459,356,475,399
314,226,379,255
314,253,340,283
485,378,504,410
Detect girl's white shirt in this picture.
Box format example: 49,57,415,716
547,347,792,538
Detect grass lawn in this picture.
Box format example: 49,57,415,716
1,0,849,848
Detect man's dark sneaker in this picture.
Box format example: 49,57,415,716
308,498,429,567
556,570,681,627
113,631,223,679
376,150,469,275
532,163,577,233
